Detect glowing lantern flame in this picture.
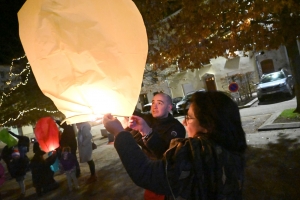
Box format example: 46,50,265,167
18,0,148,124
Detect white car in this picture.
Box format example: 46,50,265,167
142,103,152,114
256,69,294,102
176,89,205,114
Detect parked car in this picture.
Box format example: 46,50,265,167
142,103,152,114
176,89,205,114
172,97,182,114
256,69,294,102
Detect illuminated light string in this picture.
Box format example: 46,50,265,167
0,55,60,126
0,55,31,107
0,107,60,127
6,65,31,85
0,68,30,106
9,55,29,76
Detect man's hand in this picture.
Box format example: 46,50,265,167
128,115,151,136
103,114,125,135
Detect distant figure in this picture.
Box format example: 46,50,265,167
0,161,5,186
1,145,13,170
59,146,80,192
76,122,97,183
57,121,81,177
0,161,5,200
8,131,30,159
30,142,59,197
7,148,30,199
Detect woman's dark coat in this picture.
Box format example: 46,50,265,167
114,131,244,200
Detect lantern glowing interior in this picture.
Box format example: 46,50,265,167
18,0,148,124
34,117,60,152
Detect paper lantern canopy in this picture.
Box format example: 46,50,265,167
34,117,60,152
0,129,18,147
18,0,148,124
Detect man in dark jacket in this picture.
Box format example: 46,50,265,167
129,93,186,160
57,122,77,155
127,92,186,199
30,142,59,197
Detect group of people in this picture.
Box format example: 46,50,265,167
30,120,97,196
0,119,98,198
1,90,247,199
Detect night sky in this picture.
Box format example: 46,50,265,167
0,0,26,64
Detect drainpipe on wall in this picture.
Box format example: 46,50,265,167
282,45,291,69
165,80,173,98
255,54,262,79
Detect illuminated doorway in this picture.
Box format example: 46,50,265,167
202,73,217,91
260,59,275,74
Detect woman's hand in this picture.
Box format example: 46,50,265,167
128,115,151,136
103,114,125,135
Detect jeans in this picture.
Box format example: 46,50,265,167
65,168,79,191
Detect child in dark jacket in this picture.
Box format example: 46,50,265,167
59,146,79,192
0,161,5,186
8,148,30,199
8,131,30,158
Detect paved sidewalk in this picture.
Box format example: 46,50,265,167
239,97,300,146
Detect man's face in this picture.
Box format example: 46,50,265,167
151,94,172,119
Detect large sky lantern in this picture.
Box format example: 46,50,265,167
17,0,148,124
35,117,60,152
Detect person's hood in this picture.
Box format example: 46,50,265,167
33,142,46,155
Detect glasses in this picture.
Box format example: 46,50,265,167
184,115,195,123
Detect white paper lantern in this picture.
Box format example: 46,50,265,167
18,0,148,124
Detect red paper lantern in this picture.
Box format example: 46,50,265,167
34,117,60,152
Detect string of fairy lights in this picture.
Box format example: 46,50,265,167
0,55,31,107
0,55,60,126
0,107,59,127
